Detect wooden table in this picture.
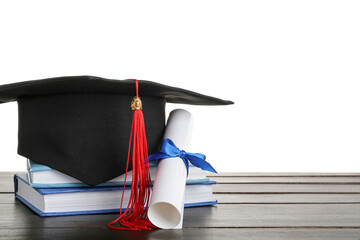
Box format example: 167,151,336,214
1,172,360,239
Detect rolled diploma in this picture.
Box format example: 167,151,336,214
148,109,193,229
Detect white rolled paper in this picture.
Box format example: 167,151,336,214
148,109,193,229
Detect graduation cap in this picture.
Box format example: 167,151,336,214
1,76,233,230
0,76,233,186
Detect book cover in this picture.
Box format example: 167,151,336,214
14,173,217,217
27,160,209,188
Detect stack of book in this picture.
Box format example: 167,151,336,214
14,160,217,216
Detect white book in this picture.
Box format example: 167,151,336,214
14,173,217,217
27,159,208,188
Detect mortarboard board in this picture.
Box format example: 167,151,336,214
0,76,233,186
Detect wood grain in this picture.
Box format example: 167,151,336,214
1,201,360,228
212,176,360,184
2,172,360,239
1,228,360,240
207,172,360,177
215,193,360,204
0,194,14,204
213,183,360,193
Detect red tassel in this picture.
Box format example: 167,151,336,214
108,79,156,230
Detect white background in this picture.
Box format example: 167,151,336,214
0,0,359,173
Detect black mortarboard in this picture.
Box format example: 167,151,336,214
0,76,233,186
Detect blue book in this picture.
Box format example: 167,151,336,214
27,160,210,188
14,173,217,217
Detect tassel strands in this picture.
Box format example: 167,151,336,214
108,79,155,230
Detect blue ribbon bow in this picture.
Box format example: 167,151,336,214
148,138,217,176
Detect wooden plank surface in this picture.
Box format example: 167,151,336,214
0,172,16,179
0,183,12,193
1,202,360,228
213,184,360,193
0,172,15,193
207,172,360,177
2,172,360,239
212,176,360,183
1,228,360,240
215,193,360,204
0,194,15,204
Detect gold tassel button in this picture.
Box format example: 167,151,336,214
131,97,142,110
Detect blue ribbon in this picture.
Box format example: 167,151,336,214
148,138,217,176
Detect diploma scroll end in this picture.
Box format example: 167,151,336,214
148,202,181,229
